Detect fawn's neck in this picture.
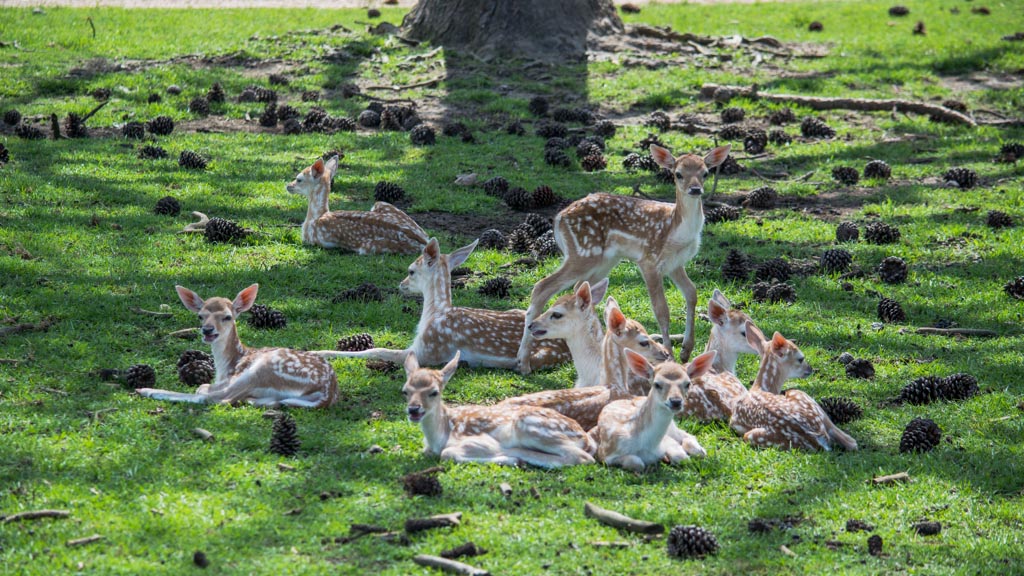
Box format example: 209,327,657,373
305,177,331,225
419,405,452,455
751,354,785,394
670,192,705,231
211,328,246,383
419,267,453,323
704,327,738,374
569,315,605,387
601,335,632,400
632,395,676,448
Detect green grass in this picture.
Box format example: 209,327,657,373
2,1,1024,574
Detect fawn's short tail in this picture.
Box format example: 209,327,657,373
827,421,858,451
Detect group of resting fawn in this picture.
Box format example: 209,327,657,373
136,143,856,471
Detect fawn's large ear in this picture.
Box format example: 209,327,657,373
575,281,593,310
650,144,676,171
711,288,731,308
423,238,441,266
687,350,717,380
403,351,420,375
708,297,728,327
605,298,626,335
324,155,339,178
745,320,766,356
624,348,655,381
771,331,789,351
589,278,609,306
704,145,731,169
311,158,326,178
232,284,259,314
448,239,478,269
175,285,205,313
439,351,461,386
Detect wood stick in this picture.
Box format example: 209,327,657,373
167,328,199,340
131,307,173,318
179,212,210,234
66,534,103,547
79,100,109,124
915,327,998,338
701,83,976,126
2,509,70,523
0,358,20,365
0,317,56,339
871,472,910,485
584,502,664,535
412,554,490,576
364,75,445,92
405,512,462,533
440,541,487,559
192,428,214,441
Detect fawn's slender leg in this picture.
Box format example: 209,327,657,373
669,267,698,362
639,263,673,358
136,389,209,404
311,347,409,363
519,260,593,374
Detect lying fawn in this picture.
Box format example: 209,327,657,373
683,289,759,421
517,144,732,373
286,155,428,254
403,351,596,468
729,322,857,451
136,284,338,408
499,292,672,431
592,348,717,472
313,238,570,369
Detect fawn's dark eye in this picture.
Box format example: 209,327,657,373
551,312,563,320
639,340,649,347
703,169,710,177
429,391,439,397
674,171,684,179
223,315,232,321
654,383,663,390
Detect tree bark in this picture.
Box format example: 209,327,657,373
402,0,624,61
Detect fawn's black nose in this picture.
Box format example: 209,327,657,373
668,398,683,411
201,326,215,335
688,186,703,196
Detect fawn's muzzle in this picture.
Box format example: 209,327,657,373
528,323,547,337
687,186,703,196
668,398,684,411
407,405,424,422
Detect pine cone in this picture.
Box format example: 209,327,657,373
581,153,607,172
766,283,796,304
532,185,559,208
985,210,1013,229
204,217,247,243
864,221,901,244
877,297,906,323
998,142,1024,162
532,230,560,259
178,359,214,386
189,96,210,116
545,137,569,152
374,181,406,203
878,256,908,284
809,21,824,32
303,107,330,132
845,358,875,379
0,143,8,165
721,107,746,123
863,160,892,180
942,373,979,401
179,150,208,170
270,413,301,456
410,124,436,146
479,277,512,299
820,249,852,273
721,249,750,282
138,145,169,160
122,121,146,139
943,167,978,189
576,140,602,159
718,156,743,175
504,187,533,210
125,363,156,388
366,359,399,373
15,122,45,140
768,108,796,125
1005,276,1024,300
544,147,571,168
535,120,568,139
667,525,719,559
899,417,941,453
147,92,163,103
706,205,741,224
528,96,549,116
523,213,552,237
506,120,526,136
178,349,213,369
743,129,768,154
767,129,792,145
146,115,175,136
3,109,22,126
889,5,910,16
505,225,535,254
897,376,945,405
594,120,617,138
818,397,863,425
622,153,658,172
552,107,578,123
358,109,381,128
281,118,303,135
154,196,181,216
832,166,860,186
334,283,384,303
402,114,423,132
337,333,374,352
64,113,88,138
250,86,277,103
259,103,278,127
478,229,505,250
800,116,835,138
482,177,509,198
403,471,443,497
836,352,855,365
645,111,671,131
247,304,287,329
745,186,778,209
207,82,226,103
268,73,289,86
718,124,747,141
836,221,860,242
751,281,773,303
754,258,791,283
379,106,409,131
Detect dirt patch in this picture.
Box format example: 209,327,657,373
939,72,1024,94
413,205,561,241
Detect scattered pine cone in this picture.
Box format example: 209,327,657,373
878,256,908,284
248,85,277,103
0,143,8,165
479,277,512,299
766,283,797,304
146,115,175,136
138,145,168,160
337,333,374,352
863,160,892,180
832,166,860,186
3,109,21,126
897,376,946,405
532,231,560,259
914,522,941,536
189,96,210,116
504,187,533,210
204,217,247,243
270,413,300,456
836,221,860,243
178,349,213,369
545,137,569,151
767,129,792,145
64,113,88,138
482,177,509,198
800,116,835,138
179,150,208,170
943,167,978,189
1004,276,1024,300
754,258,791,283
410,124,436,146
478,229,505,250
718,124,747,141
374,181,406,203
334,282,384,303
706,205,741,224
544,147,571,167
147,92,163,103
248,304,287,330
751,281,773,303
743,129,768,154
403,471,443,497
259,103,278,127
622,153,659,172
718,155,743,175
998,142,1024,163
358,109,381,128
178,359,214,386
535,120,568,139
645,111,671,131
506,120,526,136
576,139,602,159
279,105,301,122
154,196,181,216
836,352,855,365
868,535,883,557
528,96,549,117
667,525,719,559
745,186,778,209
366,359,399,373
986,210,1013,228
721,250,750,282
581,153,607,172
281,118,303,135
505,225,535,254
845,358,875,379
808,21,824,32
268,73,289,86
942,373,979,401
820,248,852,274
768,108,796,125
899,417,941,453
15,123,44,140
877,297,906,323
532,185,558,208
594,120,617,138
122,121,145,139
524,213,553,237
721,107,746,123
401,114,423,131
889,5,910,16
864,221,901,245
125,363,156,388
818,397,863,425
207,82,225,103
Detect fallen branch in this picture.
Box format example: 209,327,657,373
405,512,462,533
167,328,198,340
412,555,490,576
0,358,21,365
590,541,632,548
192,428,215,442
79,99,109,124
584,502,664,535
364,75,445,92
915,327,998,338
2,509,70,523
37,386,67,395
0,317,56,340
179,212,210,234
66,534,103,547
871,472,910,486
131,307,173,318
440,541,488,559
700,83,976,126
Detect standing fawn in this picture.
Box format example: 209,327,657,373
136,285,338,408
286,155,428,254
729,322,857,451
682,289,759,421
517,143,732,373
592,349,717,472
313,238,570,369
403,351,596,468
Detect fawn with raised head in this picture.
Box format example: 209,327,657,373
517,143,732,374
499,290,672,431
313,238,570,369
729,322,857,451
592,348,717,472
682,289,759,421
286,155,428,254
402,351,596,468
136,284,338,408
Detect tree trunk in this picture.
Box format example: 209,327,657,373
402,0,624,61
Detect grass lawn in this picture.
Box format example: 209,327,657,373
1,1,1023,574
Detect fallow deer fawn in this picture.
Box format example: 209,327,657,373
591,348,717,472
499,292,672,431
402,351,596,468
136,285,338,408
517,144,732,373
286,155,428,254
682,289,759,421
313,239,570,369
729,322,857,451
